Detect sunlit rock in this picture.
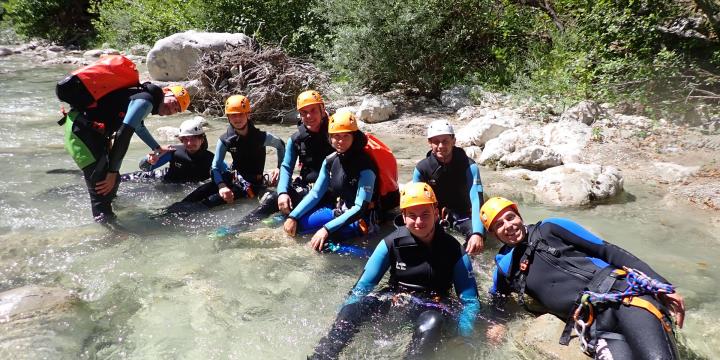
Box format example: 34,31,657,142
510,314,586,360
653,162,700,183
478,124,544,165
82,49,103,58
130,44,151,56
534,163,624,206
147,30,255,81
560,100,603,125
543,120,591,164
502,145,563,170
355,95,396,123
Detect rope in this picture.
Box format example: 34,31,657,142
583,267,675,305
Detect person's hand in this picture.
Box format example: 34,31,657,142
659,292,686,328
466,234,485,255
267,168,280,187
157,144,175,155
95,172,118,195
283,218,298,237
486,324,507,346
218,185,234,204
278,193,293,215
309,227,330,252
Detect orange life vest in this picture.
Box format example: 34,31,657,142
56,55,140,110
364,133,400,210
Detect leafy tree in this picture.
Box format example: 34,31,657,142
3,0,95,45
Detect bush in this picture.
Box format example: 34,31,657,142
3,0,95,45
91,0,328,56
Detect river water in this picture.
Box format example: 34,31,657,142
0,53,717,359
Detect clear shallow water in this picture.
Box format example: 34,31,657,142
0,53,718,359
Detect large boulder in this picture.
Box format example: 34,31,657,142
543,120,591,164
147,30,254,81
534,163,624,206
440,85,474,110
502,145,563,170
478,124,544,165
455,108,527,147
510,314,586,360
355,95,396,123
560,100,603,125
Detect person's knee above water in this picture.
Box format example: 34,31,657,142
276,90,335,215
283,111,378,252
481,197,685,359
309,182,481,359
62,79,190,222
180,95,285,208
122,118,214,183
413,120,486,255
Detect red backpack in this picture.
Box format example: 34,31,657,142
56,55,140,110
364,134,400,210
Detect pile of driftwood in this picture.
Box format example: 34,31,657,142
188,43,329,120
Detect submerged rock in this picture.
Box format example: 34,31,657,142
147,30,255,81
511,314,586,360
0,285,76,323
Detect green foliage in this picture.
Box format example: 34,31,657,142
91,0,328,56
3,0,95,45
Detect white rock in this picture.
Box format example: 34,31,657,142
125,54,146,64
441,85,474,110
456,106,486,122
103,48,121,55
501,145,563,170
463,146,483,163
455,109,526,147
653,162,700,183
44,50,61,58
83,49,104,58
192,115,209,127
560,100,603,125
534,163,623,206
478,124,544,165
155,126,180,141
613,114,653,129
0,47,12,56
543,120,591,164
130,44,151,56
503,168,539,181
355,95,396,123
147,30,254,81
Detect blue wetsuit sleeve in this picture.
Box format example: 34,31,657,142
344,241,390,305
277,136,298,194
412,167,423,182
288,159,330,220
543,219,669,283
140,152,172,171
211,140,228,185
453,253,481,337
466,163,485,236
264,132,285,169
324,169,376,234
123,99,160,150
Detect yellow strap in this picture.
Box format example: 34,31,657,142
624,297,671,331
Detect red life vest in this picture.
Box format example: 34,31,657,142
56,55,140,110
364,133,400,209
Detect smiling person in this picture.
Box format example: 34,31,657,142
309,182,480,359
172,95,285,211
63,82,190,223
413,120,485,255
121,119,214,183
482,197,685,359
283,111,378,251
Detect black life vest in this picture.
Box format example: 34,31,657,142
219,123,267,186
415,147,475,216
325,133,376,206
82,82,164,136
163,145,214,183
384,226,464,295
289,118,334,185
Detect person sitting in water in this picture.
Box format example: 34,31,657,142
481,197,685,359
309,182,480,359
413,120,485,255
283,111,379,251
170,95,285,211
63,84,190,223
120,119,214,183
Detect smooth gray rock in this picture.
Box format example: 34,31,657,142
534,163,623,206
355,95,396,123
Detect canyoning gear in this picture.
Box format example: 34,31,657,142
127,144,214,183
427,120,455,138
63,111,105,168
225,95,251,114
480,197,519,231
177,119,205,137
399,182,437,210
413,146,484,237
217,123,269,187
363,134,400,210
296,90,324,110
279,117,335,192
164,85,190,112
490,217,678,359
56,55,140,110
328,111,358,134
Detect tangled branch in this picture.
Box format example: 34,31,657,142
188,43,329,120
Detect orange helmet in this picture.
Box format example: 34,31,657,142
328,111,358,134
400,182,437,210
480,197,520,231
163,85,190,112
225,95,251,114
296,90,324,110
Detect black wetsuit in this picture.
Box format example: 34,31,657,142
491,218,678,359
120,144,214,183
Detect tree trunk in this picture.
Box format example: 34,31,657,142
514,0,565,32
693,0,720,38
